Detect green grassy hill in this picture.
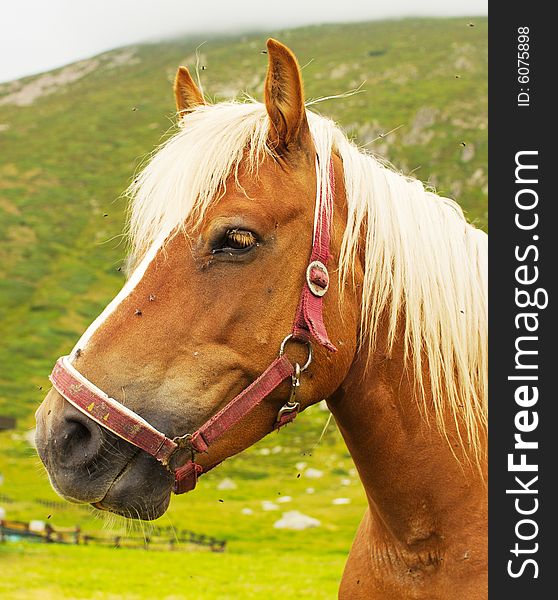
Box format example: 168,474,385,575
0,17,487,599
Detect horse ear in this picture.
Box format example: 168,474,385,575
174,66,205,116
264,38,310,153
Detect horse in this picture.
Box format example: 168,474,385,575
35,39,487,599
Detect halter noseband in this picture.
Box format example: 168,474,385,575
49,160,337,495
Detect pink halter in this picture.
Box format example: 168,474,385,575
50,160,336,494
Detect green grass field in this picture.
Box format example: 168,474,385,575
0,17,487,598
1,405,365,598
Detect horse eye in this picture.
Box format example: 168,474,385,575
213,229,257,254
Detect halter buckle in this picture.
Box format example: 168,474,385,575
173,433,193,449
276,401,300,423
168,433,196,469
276,363,301,423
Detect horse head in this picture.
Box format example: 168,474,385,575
35,40,360,520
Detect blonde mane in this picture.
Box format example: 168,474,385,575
127,101,488,463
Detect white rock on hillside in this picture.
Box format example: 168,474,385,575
217,478,237,490
261,500,279,511
277,496,292,504
304,468,323,479
274,511,321,530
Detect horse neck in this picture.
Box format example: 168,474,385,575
327,323,487,553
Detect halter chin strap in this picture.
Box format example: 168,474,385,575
49,159,337,495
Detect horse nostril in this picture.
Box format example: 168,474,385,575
59,413,103,467
65,418,90,443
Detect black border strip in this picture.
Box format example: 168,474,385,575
489,4,555,595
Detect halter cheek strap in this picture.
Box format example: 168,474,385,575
49,158,337,495
292,160,337,352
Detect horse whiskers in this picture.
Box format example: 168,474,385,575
98,437,130,461
96,445,127,464
162,512,179,544
130,505,148,540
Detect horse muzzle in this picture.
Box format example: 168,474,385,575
35,388,173,517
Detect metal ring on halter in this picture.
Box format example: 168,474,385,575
279,334,313,371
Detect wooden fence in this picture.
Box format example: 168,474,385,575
0,519,226,552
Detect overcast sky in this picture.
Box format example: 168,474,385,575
1,0,487,83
